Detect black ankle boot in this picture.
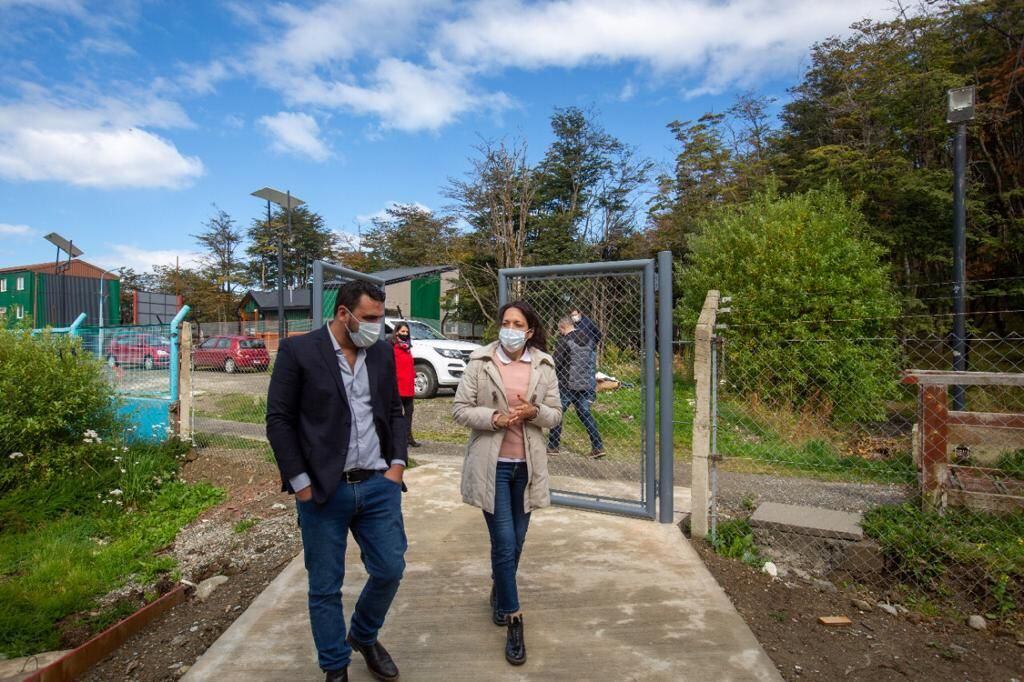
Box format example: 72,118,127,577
490,583,506,626
505,614,526,666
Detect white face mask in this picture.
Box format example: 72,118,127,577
498,328,528,353
571,313,582,323
344,309,382,348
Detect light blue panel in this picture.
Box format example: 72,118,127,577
117,397,174,443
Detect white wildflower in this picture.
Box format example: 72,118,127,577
8,452,24,459
115,500,123,506
109,489,123,496
120,469,126,474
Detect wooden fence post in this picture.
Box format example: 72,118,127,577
920,383,949,511
690,290,720,539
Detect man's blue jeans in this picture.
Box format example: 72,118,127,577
484,461,531,616
547,389,604,451
296,473,406,672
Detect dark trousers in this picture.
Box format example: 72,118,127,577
297,473,406,672
484,461,531,615
401,396,415,438
547,389,604,451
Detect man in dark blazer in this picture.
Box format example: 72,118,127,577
267,279,407,682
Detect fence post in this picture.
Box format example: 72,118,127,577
920,383,950,511
690,290,720,539
179,323,193,439
657,251,675,523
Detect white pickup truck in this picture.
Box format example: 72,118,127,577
384,318,480,398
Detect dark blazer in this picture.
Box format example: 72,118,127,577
266,325,408,504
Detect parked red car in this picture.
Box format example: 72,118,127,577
106,332,171,370
193,335,270,373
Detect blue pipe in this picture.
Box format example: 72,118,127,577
168,305,190,400
67,312,87,337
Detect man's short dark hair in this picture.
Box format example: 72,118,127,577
334,280,385,316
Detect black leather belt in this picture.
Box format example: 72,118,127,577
342,469,378,483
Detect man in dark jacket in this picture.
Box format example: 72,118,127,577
547,317,605,458
267,280,407,682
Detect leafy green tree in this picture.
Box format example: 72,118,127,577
192,207,245,295
361,204,457,268
676,185,900,420
245,206,338,290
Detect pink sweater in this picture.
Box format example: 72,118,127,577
495,358,532,459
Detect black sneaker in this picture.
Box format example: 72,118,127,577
505,614,526,666
490,583,506,626
408,438,421,447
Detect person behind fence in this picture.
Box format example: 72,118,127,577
390,321,420,447
570,307,602,346
452,300,562,667
266,280,408,682
548,316,606,459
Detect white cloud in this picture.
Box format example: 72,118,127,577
177,60,233,95
91,244,202,273
286,59,509,132
78,36,135,56
257,111,331,162
438,0,895,93
0,223,36,237
0,91,203,189
0,0,85,13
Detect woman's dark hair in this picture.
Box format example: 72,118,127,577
334,280,386,316
391,321,410,344
498,300,547,352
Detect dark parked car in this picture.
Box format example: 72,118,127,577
193,335,270,373
106,332,171,370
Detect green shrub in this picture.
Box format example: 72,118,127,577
0,330,123,490
676,185,900,422
710,519,762,567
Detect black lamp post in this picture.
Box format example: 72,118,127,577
251,187,305,341
947,85,975,411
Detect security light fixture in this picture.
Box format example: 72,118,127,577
251,187,305,211
251,187,305,340
946,85,976,124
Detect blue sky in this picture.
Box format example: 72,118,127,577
0,0,896,273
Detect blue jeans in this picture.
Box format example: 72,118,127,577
484,461,531,615
296,473,406,672
547,389,604,451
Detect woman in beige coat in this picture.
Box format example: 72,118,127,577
452,300,562,666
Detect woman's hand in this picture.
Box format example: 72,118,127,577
511,395,539,422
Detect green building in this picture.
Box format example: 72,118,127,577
0,259,120,327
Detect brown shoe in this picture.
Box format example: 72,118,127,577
589,449,606,459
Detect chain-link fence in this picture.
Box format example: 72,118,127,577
502,266,657,512
188,322,277,462
704,309,1024,618
75,324,176,398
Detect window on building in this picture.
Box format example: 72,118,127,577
0,279,6,293
15,276,24,291
15,305,24,319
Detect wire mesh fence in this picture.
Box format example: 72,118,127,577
75,324,175,398
708,317,1024,618
503,269,654,507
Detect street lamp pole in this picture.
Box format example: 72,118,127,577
947,86,975,411
251,188,305,345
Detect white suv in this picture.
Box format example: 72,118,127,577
385,318,480,398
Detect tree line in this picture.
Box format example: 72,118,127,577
127,0,1023,329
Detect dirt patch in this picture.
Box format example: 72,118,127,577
689,534,1024,681
80,444,302,682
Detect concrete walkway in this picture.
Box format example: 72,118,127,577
185,460,781,681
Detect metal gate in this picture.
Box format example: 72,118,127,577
499,253,674,521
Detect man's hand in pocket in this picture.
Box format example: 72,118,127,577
295,486,313,502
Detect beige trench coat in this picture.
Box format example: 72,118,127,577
452,341,563,514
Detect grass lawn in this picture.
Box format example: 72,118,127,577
196,393,267,424
0,443,224,658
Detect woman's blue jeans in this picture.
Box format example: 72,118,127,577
484,461,531,616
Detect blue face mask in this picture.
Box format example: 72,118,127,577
499,328,528,353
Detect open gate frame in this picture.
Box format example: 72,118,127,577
499,252,675,522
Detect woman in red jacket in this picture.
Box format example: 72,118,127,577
392,322,420,447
